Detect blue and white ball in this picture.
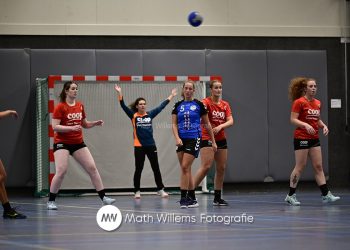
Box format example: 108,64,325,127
188,11,203,27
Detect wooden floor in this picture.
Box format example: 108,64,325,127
1,187,349,250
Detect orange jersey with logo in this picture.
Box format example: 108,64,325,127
53,102,86,144
291,97,321,139
201,97,232,141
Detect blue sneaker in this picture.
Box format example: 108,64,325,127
179,197,188,209
187,197,199,208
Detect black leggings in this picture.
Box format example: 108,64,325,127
134,146,165,192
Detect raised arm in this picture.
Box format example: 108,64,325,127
167,88,177,102
148,88,177,118
114,84,134,119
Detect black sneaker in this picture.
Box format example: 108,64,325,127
3,208,27,219
187,197,199,208
213,198,228,206
178,197,189,209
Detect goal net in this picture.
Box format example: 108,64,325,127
35,75,219,197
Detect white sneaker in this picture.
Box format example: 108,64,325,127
322,191,340,203
47,201,58,210
157,189,169,198
134,191,141,199
285,194,301,206
102,196,116,205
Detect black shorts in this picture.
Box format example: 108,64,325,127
176,138,201,158
294,139,320,150
53,142,87,155
200,139,228,149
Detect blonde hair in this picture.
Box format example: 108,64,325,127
181,80,196,98
288,77,315,101
209,79,222,89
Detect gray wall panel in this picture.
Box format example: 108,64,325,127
31,49,96,78
267,51,328,181
206,50,269,182
96,50,143,75
143,50,205,75
0,49,31,186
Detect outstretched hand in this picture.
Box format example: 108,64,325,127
0,110,18,119
9,110,18,119
168,88,177,101
114,84,122,94
171,88,177,97
94,120,104,126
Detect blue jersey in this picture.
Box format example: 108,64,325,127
120,97,170,146
172,99,207,139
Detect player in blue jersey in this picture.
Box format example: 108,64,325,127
172,80,217,208
115,85,177,199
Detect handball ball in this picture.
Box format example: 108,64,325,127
188,11,203,27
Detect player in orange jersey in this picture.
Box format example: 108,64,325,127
285,77,340,206
114,84,177,199
47,81,115,210
193,79,234,206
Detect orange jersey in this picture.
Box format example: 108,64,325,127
291,97,321,139
53,102,86,144
201,97,232,141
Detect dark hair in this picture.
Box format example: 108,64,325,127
59,81,76,102
129,97,146,112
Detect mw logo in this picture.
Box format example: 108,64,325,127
101,213,119,222
96,205,122,231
